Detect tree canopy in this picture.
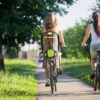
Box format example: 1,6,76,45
92,0,100,12
0,0,77,48
0,0,77,71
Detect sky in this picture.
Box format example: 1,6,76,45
57,0,96,31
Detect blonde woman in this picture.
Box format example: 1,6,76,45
43,13,65,48
82,12,100,79
42,13,66,86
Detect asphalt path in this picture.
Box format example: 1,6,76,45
36,64,100,100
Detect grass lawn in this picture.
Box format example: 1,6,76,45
62,58,93,86
0,59,37,100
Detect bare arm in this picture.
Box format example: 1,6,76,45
58,31,66,48
81,24,91,47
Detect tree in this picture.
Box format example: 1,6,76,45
92,0,100,12
62,20,90,58
0,0,77,71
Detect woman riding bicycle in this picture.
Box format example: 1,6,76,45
81,12,100,79
42,13,66,86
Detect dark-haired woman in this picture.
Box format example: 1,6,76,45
81,12,100,79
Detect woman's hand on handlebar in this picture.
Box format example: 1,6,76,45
81,43,87,47
81,43,90,49
62,44,67,48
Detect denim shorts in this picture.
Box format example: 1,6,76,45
90,43,100,58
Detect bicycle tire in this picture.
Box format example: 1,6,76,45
93,66,98,91
98,80,100,90
54,81,57,92
98,65,100,90
53,65,57,92
93,79,97,91
96,65,100,80
50,63,54,94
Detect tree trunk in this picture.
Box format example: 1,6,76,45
0,36,5,71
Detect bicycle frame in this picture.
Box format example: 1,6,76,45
40,31,59,94
84,44,100,91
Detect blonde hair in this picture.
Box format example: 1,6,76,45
43,13,58,30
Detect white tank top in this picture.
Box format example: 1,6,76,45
90,24,100,45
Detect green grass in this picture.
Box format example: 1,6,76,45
62,58,93,86
0,59,37,100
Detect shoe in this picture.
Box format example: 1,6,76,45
45,79,50,87
57,67,63,75
90,71,95,79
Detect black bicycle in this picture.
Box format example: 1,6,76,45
40,31,59,94
84,44,100,91
93,49,100,91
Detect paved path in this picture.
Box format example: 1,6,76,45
36,65,100,100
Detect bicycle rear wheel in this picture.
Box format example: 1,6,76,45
93,66,98,91
93,79,97,91
98,80,100,90
50,63,54,94
98,65,100,90
53,65,57,92
50,62,57,94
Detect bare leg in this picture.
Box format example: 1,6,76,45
44,66,49,79
43,58,49,79
44,59,50,86
90,57,97,79
56,55,63,75
91,57,97,71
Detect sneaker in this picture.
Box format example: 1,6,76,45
57,67,63,75
45,79,50,87
90,71,96,79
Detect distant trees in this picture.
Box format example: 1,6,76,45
62,20,91,58
62,0,100,58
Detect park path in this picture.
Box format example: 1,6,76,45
36,64,100,100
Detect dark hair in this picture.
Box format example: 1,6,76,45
92,12,100,36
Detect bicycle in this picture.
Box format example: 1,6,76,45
40,31,60,94
93,49,100,91
84,44,100,91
